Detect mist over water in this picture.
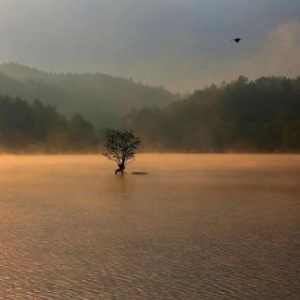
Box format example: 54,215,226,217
0,154,299,299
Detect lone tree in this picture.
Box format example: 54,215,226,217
103,129,141,174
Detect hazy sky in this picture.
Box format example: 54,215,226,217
0,0,300,92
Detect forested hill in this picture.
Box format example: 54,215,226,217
0,95,99,152
123,76,300,152
0,63,179,128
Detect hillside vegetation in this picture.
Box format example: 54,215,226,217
0,63,178,128
0,95,98,152
123,76,300,152
1,69,300,153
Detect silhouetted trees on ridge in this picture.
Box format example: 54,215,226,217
1,75,300,153
0,96,98,152
123,76,300,152
0,63,178,128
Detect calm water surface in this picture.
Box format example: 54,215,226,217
0,154,299,299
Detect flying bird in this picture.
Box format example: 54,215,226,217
231,38,242,43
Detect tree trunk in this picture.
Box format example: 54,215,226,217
115,161,125,175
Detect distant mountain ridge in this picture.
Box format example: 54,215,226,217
0,63,179,127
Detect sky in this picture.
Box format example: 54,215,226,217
0,0,300,93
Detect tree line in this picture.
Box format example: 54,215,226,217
123,76,300,152
0,95,98,152
1,75,300,153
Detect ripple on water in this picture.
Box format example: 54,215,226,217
0,154,299,299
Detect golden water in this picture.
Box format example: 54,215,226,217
0,154,299,299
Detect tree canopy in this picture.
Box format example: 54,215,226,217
103,129,141,174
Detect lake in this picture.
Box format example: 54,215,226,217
0,154,299,299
